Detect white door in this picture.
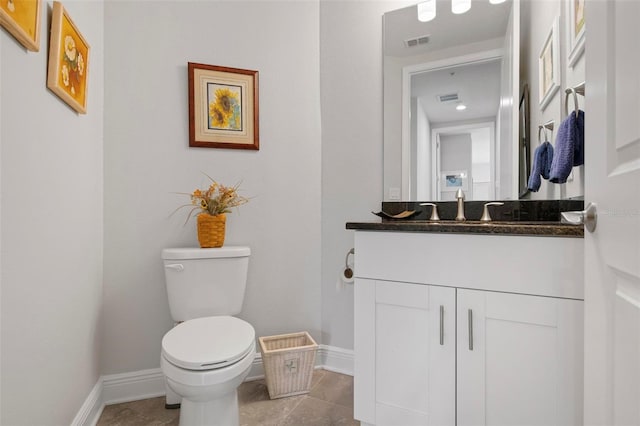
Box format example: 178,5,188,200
584,1,640,425
354,279,456,426
457,289,583,426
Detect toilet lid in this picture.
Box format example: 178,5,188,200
162,316,255,371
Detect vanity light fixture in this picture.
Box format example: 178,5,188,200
456,103,467,111
452,0,471,14
417,0,436,23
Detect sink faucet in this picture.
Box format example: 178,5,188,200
455,188,466,221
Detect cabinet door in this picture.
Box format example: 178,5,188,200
457,289,584,426
354,278,455,426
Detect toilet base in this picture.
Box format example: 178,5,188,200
165,378,182,409
180,390,238,426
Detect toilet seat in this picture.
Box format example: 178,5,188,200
162,316,255,371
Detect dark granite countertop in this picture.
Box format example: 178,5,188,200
345,220,584,237
346,199,585,237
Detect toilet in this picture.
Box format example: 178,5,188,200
160,246,254,426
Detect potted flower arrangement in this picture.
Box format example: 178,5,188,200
177,175,248,248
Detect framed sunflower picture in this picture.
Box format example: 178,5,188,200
188,62,259,150
0,0,41,51
47,1,90,114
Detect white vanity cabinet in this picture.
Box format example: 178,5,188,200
356,279,456,425
353,231,584,426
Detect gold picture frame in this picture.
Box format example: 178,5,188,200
538,17,560,111
567,0,585,67
47,1,90,114
0,0,41,51
188,62,259,150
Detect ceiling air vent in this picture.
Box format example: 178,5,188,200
404,35,430,48
438,93,459,103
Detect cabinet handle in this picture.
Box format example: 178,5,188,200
439,305,444,345
468,309,474,351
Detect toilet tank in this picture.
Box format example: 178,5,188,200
161,246,250,322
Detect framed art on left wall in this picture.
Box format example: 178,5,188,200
0,0,41,51
47,1,90,114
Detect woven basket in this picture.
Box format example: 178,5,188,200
196,213,226,248
259,332,318,399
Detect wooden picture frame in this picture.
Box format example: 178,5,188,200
567,0,585,67
47,1,90,114
0,0,41,51
188,62,259,150
538,17,560,111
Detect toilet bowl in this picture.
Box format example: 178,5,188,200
161,315,255,426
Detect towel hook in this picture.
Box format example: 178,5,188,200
564,88,580,118
564,82,585,118
537,126,547,145
537,120,555,145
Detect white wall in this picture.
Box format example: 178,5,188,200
416,97,431,200
102,1,322,374
320,0,401,350
522,0,585,200
0,1,104,424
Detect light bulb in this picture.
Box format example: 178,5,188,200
417,0,436,23
452,0,471,14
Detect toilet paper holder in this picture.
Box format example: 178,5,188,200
343,248,355,280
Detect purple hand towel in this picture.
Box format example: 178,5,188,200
549,110,585,183
527,141,554,192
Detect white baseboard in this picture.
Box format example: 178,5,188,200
71,377,103,426
79,345,353,426
246,344,353,381
317,345,354,376
102,367,167,405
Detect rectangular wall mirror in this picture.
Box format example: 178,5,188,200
383,0,521,201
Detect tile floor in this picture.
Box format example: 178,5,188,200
97,369,359,426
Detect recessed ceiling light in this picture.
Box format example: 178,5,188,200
456,104,467,111
452,0,471,14
417,0,436,23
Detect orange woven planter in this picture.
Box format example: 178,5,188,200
197,213,226,248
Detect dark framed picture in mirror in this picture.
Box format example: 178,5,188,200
519,84,531,198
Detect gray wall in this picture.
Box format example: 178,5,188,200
320,0,400,350
0,2,413,422
521,0,585,199
1,1,104,424
102,0,322,374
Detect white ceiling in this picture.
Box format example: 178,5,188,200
384,0,512,58
412,59,502,124
385,0,511,123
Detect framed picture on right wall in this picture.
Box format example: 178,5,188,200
567,0,585,67
538,16,560,111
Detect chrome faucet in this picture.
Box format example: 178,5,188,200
419,202,440,221
455,188,466,221
480,202,505,222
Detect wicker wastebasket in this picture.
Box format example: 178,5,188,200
258,331,318,399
